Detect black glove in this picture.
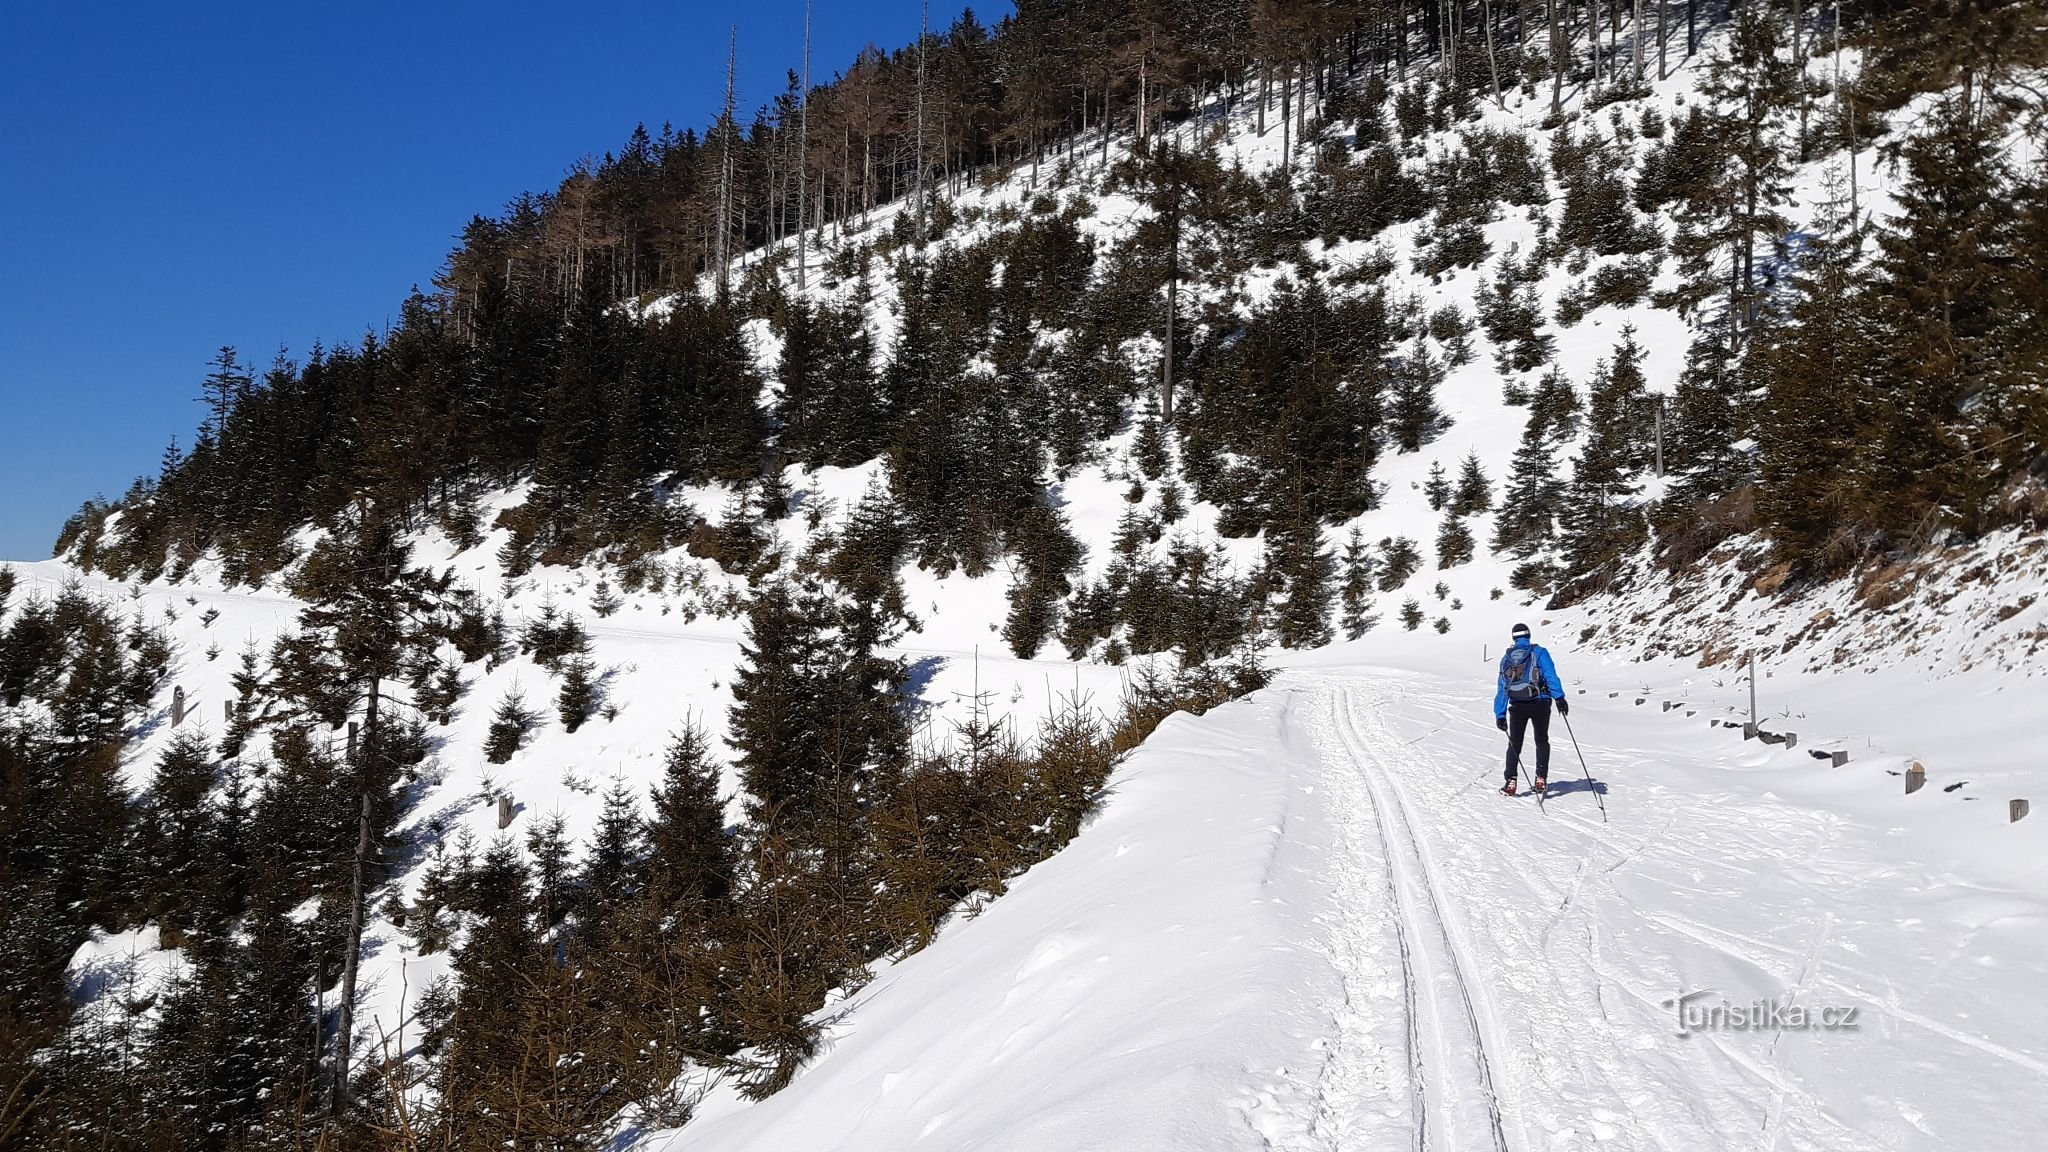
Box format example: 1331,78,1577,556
1496,715,1508,732
1556,697,1570,717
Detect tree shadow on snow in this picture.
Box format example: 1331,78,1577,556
897,654,946,729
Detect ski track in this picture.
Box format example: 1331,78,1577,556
1294,669,1905,1152
1318,680,1513,1152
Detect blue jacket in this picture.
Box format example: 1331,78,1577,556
1494,638,1563,717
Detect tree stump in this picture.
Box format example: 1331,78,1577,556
1906,762,1926,794
497,795,516,829
2013,799,2030,823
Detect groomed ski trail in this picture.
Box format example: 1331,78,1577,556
655,666,2048,1152
1322,681,1515,1152
1295,669,1903,1152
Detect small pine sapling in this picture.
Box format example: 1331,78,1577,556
558,658,598,733
484,687,537,764
1339,528,1378,639
1425,461,1451,510
1377,536,1423,591
1437,512,1476,568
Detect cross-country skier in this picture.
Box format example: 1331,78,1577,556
1494,622,1566,796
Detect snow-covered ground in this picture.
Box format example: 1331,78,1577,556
17,17,2048,1150
656,638,2048,1151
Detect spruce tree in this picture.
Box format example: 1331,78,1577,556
1562,330,1654,576
1436,511,1476,568
1391,340,1450,453
484,687,536,764
525,812,573,926
438,835,539,1143
1451,452,1492,515
1338,528,1378,640
1493,406,1565,559
728,581,830,830
1270,522,1335,649
139,732,219,946
1377,536,1423,591
558,656,597,733
579,779,645,943
647,721,733,910
1664,6,1799,334
1868,94,2023,539
1425,461,1450,510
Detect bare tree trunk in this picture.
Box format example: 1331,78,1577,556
1793,0,1810,160
1103,77,1113,166
1163,251,1176,423
330,792,372,1117
1549,0,1565,115
1836,0,1858,222
1138,51,1149,145
1483,0,1504,105
1297,55,1309,142
1280,65,1292,173
715,28,738,296
797,4,810,290
915,1,929,242
1658,0,1668,79
1634,0,1645,80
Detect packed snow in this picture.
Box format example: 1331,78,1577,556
655,634,2048,1151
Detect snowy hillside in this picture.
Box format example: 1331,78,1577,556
10,4,2048,1150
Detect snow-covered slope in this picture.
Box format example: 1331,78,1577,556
656,640,2048,1151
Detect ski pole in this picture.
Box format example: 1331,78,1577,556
1561,712,1606,823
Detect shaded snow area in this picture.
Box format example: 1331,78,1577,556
662,649,2048,1152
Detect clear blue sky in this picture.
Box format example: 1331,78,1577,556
0,0,991,559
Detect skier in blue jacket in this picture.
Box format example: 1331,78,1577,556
1494,622,1566,795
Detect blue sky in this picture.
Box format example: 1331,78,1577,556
0,0,986,559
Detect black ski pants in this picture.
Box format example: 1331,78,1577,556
1504,698,1552,781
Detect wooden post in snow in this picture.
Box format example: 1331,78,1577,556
1747,652,1757,734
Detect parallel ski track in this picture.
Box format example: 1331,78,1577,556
1331,683,1511,1152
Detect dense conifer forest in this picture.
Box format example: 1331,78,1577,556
6,0,2048,1147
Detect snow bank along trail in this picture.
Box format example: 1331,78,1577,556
665,665,2048,1151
